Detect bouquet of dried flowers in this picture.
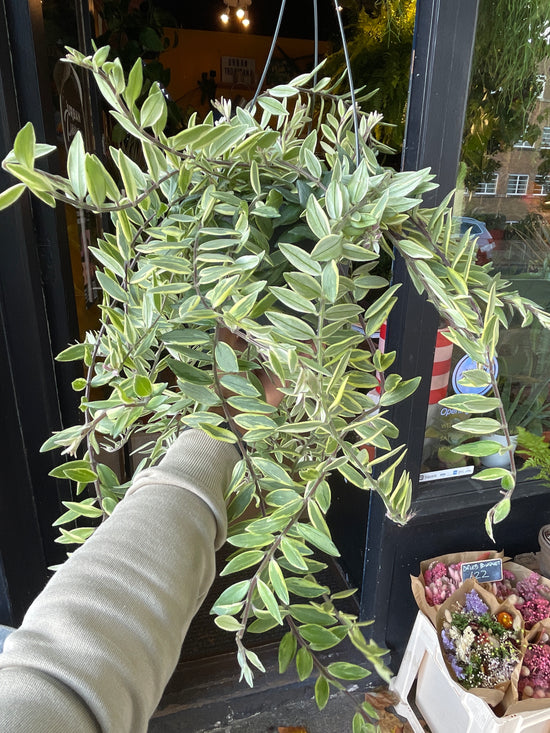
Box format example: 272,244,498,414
424,560,463,606
492,564,550,629
519,630,550,701
411,550,505,624
438,583,523,700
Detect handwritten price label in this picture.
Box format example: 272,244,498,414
461,558,503,583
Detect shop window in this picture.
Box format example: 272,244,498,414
422,5,550,483
506,174,529,195
475,174,498,195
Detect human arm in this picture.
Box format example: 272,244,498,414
0,429,239,733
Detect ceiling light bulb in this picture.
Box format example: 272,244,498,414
220,11,229,23
242,16,250,26
236,7,245,19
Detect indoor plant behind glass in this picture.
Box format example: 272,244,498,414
1,46,550,731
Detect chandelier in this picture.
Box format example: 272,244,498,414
220,0,252,28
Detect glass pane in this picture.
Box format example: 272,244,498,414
421,0,550,482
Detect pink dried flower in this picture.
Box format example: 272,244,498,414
448,563,462,584
519,597,550,629
424,561,447,585
519,644,550,699
424,562,462,606
516,573,547,602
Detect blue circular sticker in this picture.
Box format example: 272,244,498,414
451,355,498,395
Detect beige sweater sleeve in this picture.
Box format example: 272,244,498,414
0,429,239,733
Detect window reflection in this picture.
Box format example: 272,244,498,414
421,1,550,481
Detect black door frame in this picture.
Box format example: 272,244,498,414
0,0,79,624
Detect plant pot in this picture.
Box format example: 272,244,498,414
480,434,518,468
539,525,550,579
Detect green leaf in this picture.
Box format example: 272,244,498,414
0,183,27,210
55,344,86,361
102,497,118,516
314,675,330,710
134,374,152,397
220,550,264,576
49,460,97,483
289,604,335,625
280,537,308,571
257,579,283,624
227,532,273,548
61,500,103,518
458,368,492,388
300,624,341,651
266,311,316,341
284,272,322,298
306,194,331,239
321,261,339,304
269,559,289,604
220,374,260,397
327,662,370,680
67,131,87,199
296,646,314,681
13,121,35,169
257,96,289,117
252,457,294,484
475,467,514,482
164,328,211,347
124,58,144,109
278,632,297,674
118,150,138,201
451,440,503,457
311,234,343,262
269,286,317,314
199,423,238,443
493,497,511,523
379,376,421,407
84,154,107,206
286,577,329,597
215,341,239,373
4,163,54,194
439,394,501,414
96,271,127,303
140,84,166,129
325,180,344,219
245,647,266,673
353,712,370,733
453,417,502,435
227,396,276,415
56,526,96,545
214,614,243,632
250,159,261,195
296,523,340,557
279,242,322,276
397,238,433,260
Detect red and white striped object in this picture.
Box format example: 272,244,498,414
377,324,453,404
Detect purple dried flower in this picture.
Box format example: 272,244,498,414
441,628,455,651
449,654,465,680
464,590,489,616
516,573,544,602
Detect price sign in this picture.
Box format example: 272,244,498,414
461,558,503,583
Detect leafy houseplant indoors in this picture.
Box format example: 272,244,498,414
2,46,550,731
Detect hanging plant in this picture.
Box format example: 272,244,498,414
1,45,550,730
